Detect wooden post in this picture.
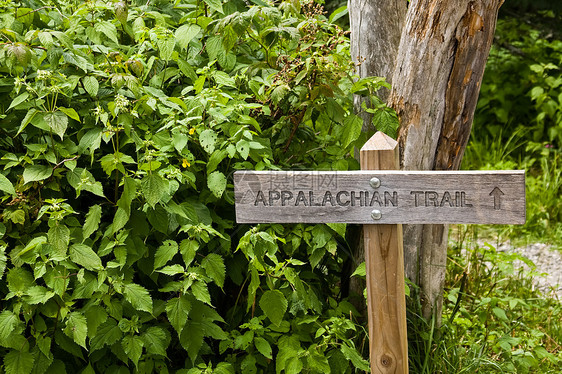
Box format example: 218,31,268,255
360,132,408,374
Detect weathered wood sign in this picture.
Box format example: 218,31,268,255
234,170,525,224
233,132,526,374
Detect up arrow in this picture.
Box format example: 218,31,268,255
489,187,505,210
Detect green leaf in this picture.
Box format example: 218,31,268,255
59,107,80,122
142,326,169,356
175,24,201,49
166,295,191,334
95,21,119,43
82,76,99,97
64,312,88,349
372,108,399,138
199,129,217,154
207,171,226,198
0,173,15,195
191,281,211,305
157,37,175,61
180,239,198,267
23,165,52,184
89,320,122,352
341,114,363,148
340,343,370,371
180,320,205,364
141,173,168,207
7,267,34,294
4,350,35,374
259,290,287,326
48,224,70,255
122,335,144,367
8,92,29,111
83,205,102,240
154,240,178,269
203,0,223,14
254,337,272,359
122,283,153,313
69,244,103,271
44,111,68,139
0,311,20,341
351,262,366,277
493,307,508,321
201,253,225,288
25,286,55,304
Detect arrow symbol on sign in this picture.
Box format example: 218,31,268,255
489,187,504,210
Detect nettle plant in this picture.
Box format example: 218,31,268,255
0,0,394,373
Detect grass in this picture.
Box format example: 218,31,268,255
407,225,562,373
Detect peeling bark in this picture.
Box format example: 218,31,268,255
388,0,503,320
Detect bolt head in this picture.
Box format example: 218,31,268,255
371,209,382,220
369,177,381,188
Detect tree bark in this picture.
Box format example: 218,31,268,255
349,0,407,124
347,0,407,315
388,0,503,320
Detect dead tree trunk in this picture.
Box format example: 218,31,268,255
349,0,503,321
388,0,503,320
347,0,407,313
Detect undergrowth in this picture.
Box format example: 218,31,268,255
408,226,562,373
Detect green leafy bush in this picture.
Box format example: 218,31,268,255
0,0,392,372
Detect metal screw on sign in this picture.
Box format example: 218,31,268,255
370,177,381,188
371,209,382,220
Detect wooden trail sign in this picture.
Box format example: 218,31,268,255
234,170,525,225
233,132,526,374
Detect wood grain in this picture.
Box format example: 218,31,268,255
361,132,408,374
234,169,525,224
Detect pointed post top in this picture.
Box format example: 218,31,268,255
361,131,398,152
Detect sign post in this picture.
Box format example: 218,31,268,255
234,132,526,374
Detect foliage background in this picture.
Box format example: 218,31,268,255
0,0,392,373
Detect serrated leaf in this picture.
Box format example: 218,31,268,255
59,107,80,122
82,76,99,97
64,312,88,349
23,165,52,184
154,240,178,269
259,290,287,326
175,24,201,49
207,171,226,198
166,295,191,334
89,320,122,352
69,244,103,271
0,173,15,195
157,264,185,276
141,173,168,207
203,0,223,14
254,337,272,359
201,253,225,288
191,281,211,305
493,307,508,321
7,267,34,294
25,286,55,304
142,326,169,356
48,224,70,255
0,311,20,341
83,205,101,240
341,114,362,148
44,111,68,139
8,92,29,111
180,239,198,267
199,129,217,154
180,320,205,364
122,335,144,367
122,283,152,313
4,350,35,374
340,343,370,371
